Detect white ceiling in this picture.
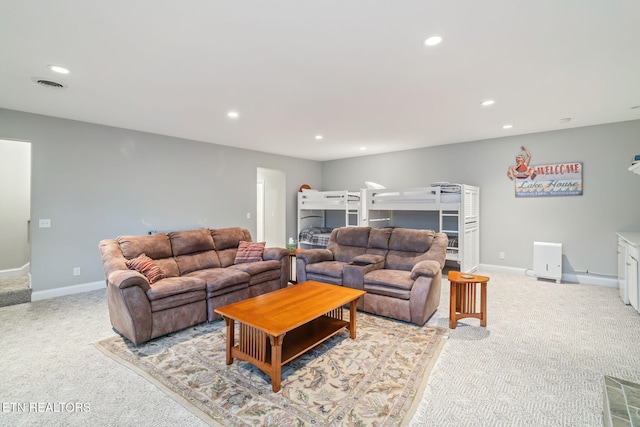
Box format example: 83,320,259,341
1,1,639,161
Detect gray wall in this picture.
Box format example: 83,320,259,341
0,108,322,292
322,120,640,277
0,139,31,271
2,105,638,292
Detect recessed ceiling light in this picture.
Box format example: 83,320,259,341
227,111,239,119
481,100,495,107
49,65,70,74
314,135,323,140
360,147,366,151
424,36,442,46
502,124,513,129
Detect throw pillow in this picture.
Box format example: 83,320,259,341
125,253,166,284
234,241,266,264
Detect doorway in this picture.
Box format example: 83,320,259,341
0,139,32,306
256,167,286,248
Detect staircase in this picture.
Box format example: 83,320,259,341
0,275,31,307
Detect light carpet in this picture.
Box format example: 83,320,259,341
95,310,448,426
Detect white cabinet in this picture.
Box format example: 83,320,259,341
628,245,639,312
617,236,629,304
617,232,640,312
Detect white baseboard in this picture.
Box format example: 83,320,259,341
479,264,618,288
31,280,105,302
479,264,528,276
0,262,30,279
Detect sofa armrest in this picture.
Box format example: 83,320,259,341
263,247,288,262
410,259,442,280
296,249,334,265
263,247,290,288
107,270,151,292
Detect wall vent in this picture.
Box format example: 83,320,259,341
31,77,67,89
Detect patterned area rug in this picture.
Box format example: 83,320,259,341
95,311,448,426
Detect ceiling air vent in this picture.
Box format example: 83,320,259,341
31,77,67,89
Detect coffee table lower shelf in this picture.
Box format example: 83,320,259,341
224,313,351,392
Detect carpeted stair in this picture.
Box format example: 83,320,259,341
0,276,31,307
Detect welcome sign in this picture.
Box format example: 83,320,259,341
515,162,583,197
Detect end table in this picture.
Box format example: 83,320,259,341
448,270,490,329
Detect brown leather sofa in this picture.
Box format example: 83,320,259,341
99,227,289,345
296,227,447,325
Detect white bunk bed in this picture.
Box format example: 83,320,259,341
362,183,480,273
297,190,362,248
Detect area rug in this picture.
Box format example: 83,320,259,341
94,311,448,426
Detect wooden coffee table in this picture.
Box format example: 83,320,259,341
214,280,366,392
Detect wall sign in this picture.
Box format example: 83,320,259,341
507,146,582,197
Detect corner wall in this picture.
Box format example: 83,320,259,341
0,108,322,293
321,120,640,278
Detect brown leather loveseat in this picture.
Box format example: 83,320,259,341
99,227,289,345
296,227,447,325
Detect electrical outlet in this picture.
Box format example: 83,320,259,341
73,267,80,276
39,219,51,228
246,212,251,219
499,251,505,260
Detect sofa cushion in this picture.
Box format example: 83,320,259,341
168,229,222,275
145,276,206,301
211,227,252,250
169,229,216,256
364,269,413,291
125,253,166,284
306,260,347,279
368,227,392,250
175,251,221,275
211,228,253,267
229,259,280,275
118,234,173,259
328,227,370,263
229,260,281,285
154,258,180,277
388,228,435,253
186,268,250,294
234,241,265,264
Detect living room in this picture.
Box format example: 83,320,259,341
2,1,640,426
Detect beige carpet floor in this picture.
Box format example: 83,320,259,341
1,270,639,426
95,310,447,426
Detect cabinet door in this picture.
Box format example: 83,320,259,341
627,246,639,311
617,238,629,304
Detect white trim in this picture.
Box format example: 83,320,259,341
31,280,105,301
0,262,30,279
480,263,618,288
479,264,528,276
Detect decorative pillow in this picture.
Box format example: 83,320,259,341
125,253,165,284
234,241,266,264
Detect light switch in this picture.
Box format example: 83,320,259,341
39,219,51,228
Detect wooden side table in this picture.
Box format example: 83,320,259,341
448,270,490,329
288,248,305,284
